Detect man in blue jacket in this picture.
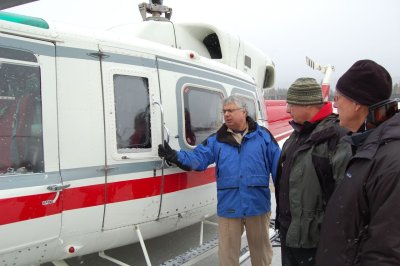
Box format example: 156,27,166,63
158,95,281,266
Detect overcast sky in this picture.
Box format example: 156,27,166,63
6,0,400,88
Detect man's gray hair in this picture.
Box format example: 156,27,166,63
223,95,248,113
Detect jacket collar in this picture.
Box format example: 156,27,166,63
345,113,400,159
217,116,258,145
290,113,341,150
290,103,333,133
309,102,333,123
343,130,371,147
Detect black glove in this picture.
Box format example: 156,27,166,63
158,140,178,163
158,140,191,171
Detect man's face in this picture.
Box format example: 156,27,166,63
286,103,311,125
223,102,247,130
334,90,362,132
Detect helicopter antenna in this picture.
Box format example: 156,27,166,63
306,56,335,102
138,0,172,21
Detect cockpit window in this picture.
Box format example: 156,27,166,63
183,86,224,145
0,49,43,175
113,75,151,153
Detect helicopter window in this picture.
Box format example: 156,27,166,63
0,57,43,175
113,75,151,152
183,86,224,145
235,95,257,121
0,46,38,62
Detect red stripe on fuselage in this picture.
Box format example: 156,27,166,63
62,183,106,211
0,168,216,225
0,193,61,225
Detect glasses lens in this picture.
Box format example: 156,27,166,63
222,108,242,114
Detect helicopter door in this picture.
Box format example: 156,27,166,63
99,45,163,230
0,34,62,256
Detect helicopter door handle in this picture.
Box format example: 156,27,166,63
47,183,71,192
43,183,71,206
163,124,170,144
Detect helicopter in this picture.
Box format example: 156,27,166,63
0,0,277,265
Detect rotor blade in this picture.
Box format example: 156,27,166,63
0,0,38,10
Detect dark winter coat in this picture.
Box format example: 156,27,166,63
316,113,400,266
276,110,351,248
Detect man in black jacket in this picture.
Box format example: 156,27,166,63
316,60,400,265
276,77,351,266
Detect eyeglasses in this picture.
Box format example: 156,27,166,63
334,91,343,102
334,91,362,105
221,108,243,114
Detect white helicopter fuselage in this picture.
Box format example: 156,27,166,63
0,10,275,265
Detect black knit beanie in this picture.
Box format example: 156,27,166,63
286,77,323,105
336,60,392,106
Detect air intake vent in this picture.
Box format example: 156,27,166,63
203,33,222,59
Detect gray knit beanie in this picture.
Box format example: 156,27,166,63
286,77,323,105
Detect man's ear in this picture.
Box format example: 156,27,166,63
353,102,361,111
354,102,367,112
354,104,369,120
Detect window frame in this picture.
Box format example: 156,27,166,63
106,69,157,160
181,84,225,148
0,55,44,175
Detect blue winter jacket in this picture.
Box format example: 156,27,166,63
177,117,281,218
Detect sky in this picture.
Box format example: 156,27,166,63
5,0,400,88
